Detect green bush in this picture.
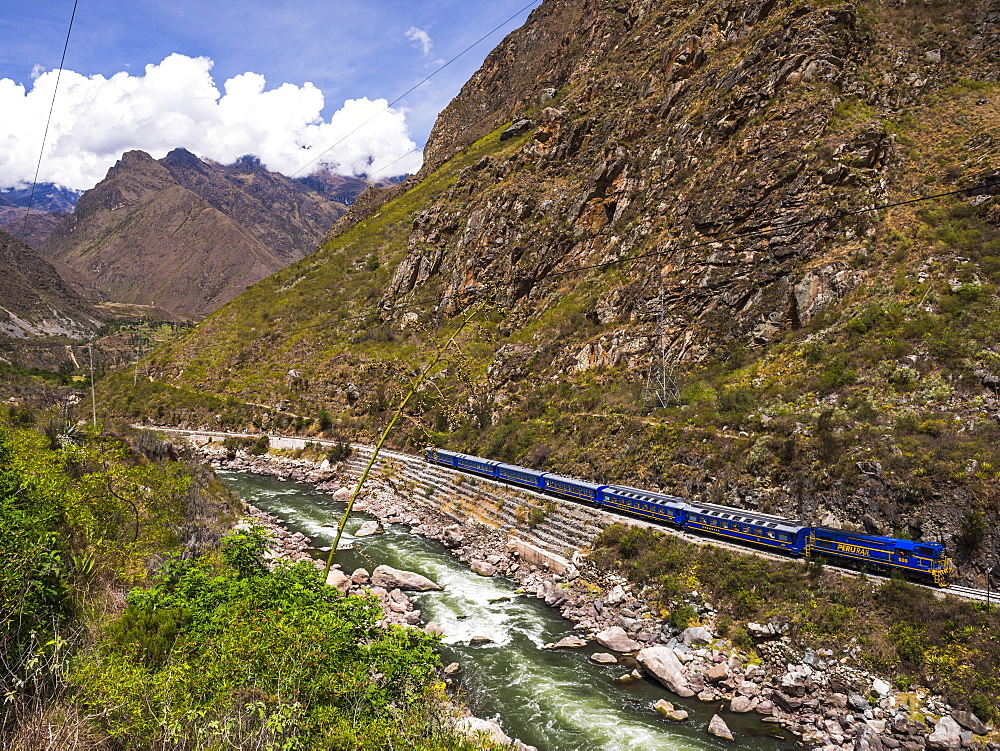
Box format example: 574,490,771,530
73,531,479,750
671,604,698,629
317,409,334,432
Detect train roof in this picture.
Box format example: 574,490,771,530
603,484,686,506
813,527,945,553
542,473,604,491
451,451,500,464
687,501,808,532
497,462,547,476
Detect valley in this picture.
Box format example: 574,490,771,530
3,0,1000,747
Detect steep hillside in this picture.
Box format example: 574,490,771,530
40,150,360,319
106,0,1000,577
0,228,103,357
0,205,68,248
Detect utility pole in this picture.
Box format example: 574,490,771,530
88,339,97,429
642,277,680,409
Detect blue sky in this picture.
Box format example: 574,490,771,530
0,0,541,189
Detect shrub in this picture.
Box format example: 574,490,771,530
73,542,470,749
317,410,334,432
671,604,698,629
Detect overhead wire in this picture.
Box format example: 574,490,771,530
288,0,540,179
18,0,80,243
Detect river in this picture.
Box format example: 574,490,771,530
219,470,796,751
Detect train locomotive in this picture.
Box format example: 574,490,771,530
424,447,955,586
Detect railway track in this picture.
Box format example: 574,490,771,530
141,425,996,606
944,584,995,604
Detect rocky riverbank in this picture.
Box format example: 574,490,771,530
202,444,998,751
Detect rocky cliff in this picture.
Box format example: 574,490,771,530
40,149,362,319
109,0,999,577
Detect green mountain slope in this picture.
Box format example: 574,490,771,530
104,0,1000,578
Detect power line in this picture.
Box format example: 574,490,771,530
289,0,540,179
19,0,79,243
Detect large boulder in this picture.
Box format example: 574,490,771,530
325,568,351,592
544,636,587,650
594,626,642,652
681,626,713,645
855,725,885,751
332,486,352,501
729,695,754,713
951,711,989,735
927,716,963,750
456,717,510,746
707,714,734,741
470,560,496,577
354,520,382,537
653,699,689,721
636,646,694,698
370,565,441,591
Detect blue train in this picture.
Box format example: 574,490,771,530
424,447,956,587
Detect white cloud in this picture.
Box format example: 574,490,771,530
405,26,433,57
0,53,422,190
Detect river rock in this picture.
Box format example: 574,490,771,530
636,646,694,698
730,695,754,713
332,486,352,501
350,568,370,584
951,711,989,735
705,663,729,682
590,652,617,664
325,568,351,592
754,700,774,715
456,716,510,746
856,725,885,751
444,662,461,675
927,716,963,750
595,626,642,652
469,635,492,646
653,699,689,721
471,560,497,577
425,622,444,637
371,565,442,591
545,636,587,649
681,626,713,645
443,525,465,547
871,677,892,698
354,520,382,537
606,583,628,605
708,714,734,741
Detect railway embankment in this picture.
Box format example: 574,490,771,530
171,429,999,751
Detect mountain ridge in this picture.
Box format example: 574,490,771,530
39,149,365,319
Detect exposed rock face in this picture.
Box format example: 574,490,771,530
370,565,442,591
951,710,988,736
